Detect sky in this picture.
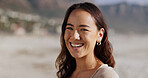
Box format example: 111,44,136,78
94,0,148,5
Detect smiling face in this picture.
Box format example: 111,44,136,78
64,9,103,58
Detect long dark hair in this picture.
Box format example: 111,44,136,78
55,2,115,78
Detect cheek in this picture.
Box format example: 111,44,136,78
64,30,71,41
83,33,98,44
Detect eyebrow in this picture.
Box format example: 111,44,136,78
67,23,90,28
79,25,90,28
67,23,74,26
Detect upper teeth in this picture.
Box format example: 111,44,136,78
71,43,83,47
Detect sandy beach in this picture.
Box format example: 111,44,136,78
0,33,148,78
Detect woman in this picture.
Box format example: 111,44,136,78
55,2,119,78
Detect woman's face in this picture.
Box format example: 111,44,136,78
64,9,103,58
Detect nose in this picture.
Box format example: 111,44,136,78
71,30,80,40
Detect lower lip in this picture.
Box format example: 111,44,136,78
71,46,82,50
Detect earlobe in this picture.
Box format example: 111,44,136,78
96,38,102,46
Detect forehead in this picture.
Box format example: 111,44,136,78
70,9,91,17
67,9,95,24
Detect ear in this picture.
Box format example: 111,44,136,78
97,28,105,43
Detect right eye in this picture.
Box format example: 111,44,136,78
66,27,73,30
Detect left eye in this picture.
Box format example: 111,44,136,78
81,29,88,31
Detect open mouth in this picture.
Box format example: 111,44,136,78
70,42,84,48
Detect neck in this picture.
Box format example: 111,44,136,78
75,54,103,71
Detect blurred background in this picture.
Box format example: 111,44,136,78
0,0,148,78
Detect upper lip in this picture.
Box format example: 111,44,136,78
70,42,84,44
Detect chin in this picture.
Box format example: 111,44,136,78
70,52,85,59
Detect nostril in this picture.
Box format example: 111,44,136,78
75,35,80,40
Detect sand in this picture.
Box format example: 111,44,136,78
0,33,148,78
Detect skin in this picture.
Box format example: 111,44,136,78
64,9,104,78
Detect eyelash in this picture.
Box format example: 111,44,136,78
81,29,88,31
66,27,73,30
66,27,88,31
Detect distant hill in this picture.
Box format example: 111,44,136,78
98,2,148,33
0,0,66,17
0,0,93,17
0,0,147,33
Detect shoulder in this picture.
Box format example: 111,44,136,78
92,64,119,78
